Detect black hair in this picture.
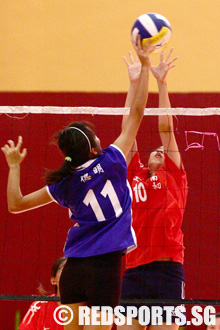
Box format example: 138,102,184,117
37,257,67,296
45,121,98,185
150,146,164,154
51,257,67,277
50,257,67,294
205,313,220,330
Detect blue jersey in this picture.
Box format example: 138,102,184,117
46,145,136,258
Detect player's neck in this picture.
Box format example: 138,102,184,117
148,166,158,177
149,169,156,177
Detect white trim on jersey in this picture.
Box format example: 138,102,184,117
110,144,126,160
126,226,137,254
125,179,137,254
46,185,58,204
75,158,97,171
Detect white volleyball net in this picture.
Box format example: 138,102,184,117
0,106,220,327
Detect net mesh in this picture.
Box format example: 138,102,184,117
1,107,220,328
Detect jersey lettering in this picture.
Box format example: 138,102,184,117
83,180,123,221
83,189,105,221
133,182,147,203
152,182,161,190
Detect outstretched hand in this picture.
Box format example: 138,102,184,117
123,51,141,83
1,136,27,167
150,47,178,83
132,35,155,68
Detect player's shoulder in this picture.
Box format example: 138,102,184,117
164,153,186,172
29,294,56,307
163,154,187,188
19,300,48,328
104,144,126,160
28,299,49,311
128,151,145,172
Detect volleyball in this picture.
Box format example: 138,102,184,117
131,13,172,53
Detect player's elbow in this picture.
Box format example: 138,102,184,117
8,205,20,213
126,110,144,130
133,108,144,122
159,123,173,133
8,201,24,214
159,116,174,133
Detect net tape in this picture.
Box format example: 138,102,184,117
1,106,220,115
0,295,220,305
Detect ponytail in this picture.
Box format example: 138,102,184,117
44,160,74,186
44,121,97,185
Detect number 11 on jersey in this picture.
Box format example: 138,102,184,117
83,180,123,221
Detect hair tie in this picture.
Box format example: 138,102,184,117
65,156,72,162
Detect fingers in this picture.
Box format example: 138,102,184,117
128,51,135,64
123,56,130,68
2,142,13,154
123,51,136,67
1,136,24,153
132,34,141,51
159,48,178,70
132,34,146,53
165,48,178,68
142,38,150,49
1,136,26,167
165,47,174,63
135,55,140,63
168,56,178,67
142,39,156,54
167,64,176,72
134,35,152,54
21,148,27,160
7,140,15,149
2,144,10,153
1,146,7,156
16,136,23,151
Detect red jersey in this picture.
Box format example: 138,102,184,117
19,295,64,330
126,152,188,269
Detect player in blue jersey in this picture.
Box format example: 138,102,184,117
2,36,155,330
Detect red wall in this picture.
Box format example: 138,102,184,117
0,92,220,329
0,92,220,107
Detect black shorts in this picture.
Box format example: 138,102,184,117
120,261,185,324
60,250,123,308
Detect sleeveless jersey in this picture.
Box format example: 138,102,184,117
126,151,188,269
47,145,136,257
19,295,63,330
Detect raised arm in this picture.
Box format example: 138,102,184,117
1,136,53,213
123,52,141,109
150,48,181,169
113,36,153,158
121,52,141,165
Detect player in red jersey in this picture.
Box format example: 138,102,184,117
119,49,188,330
19,257,67,330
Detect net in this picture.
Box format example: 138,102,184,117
1,107,220,328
